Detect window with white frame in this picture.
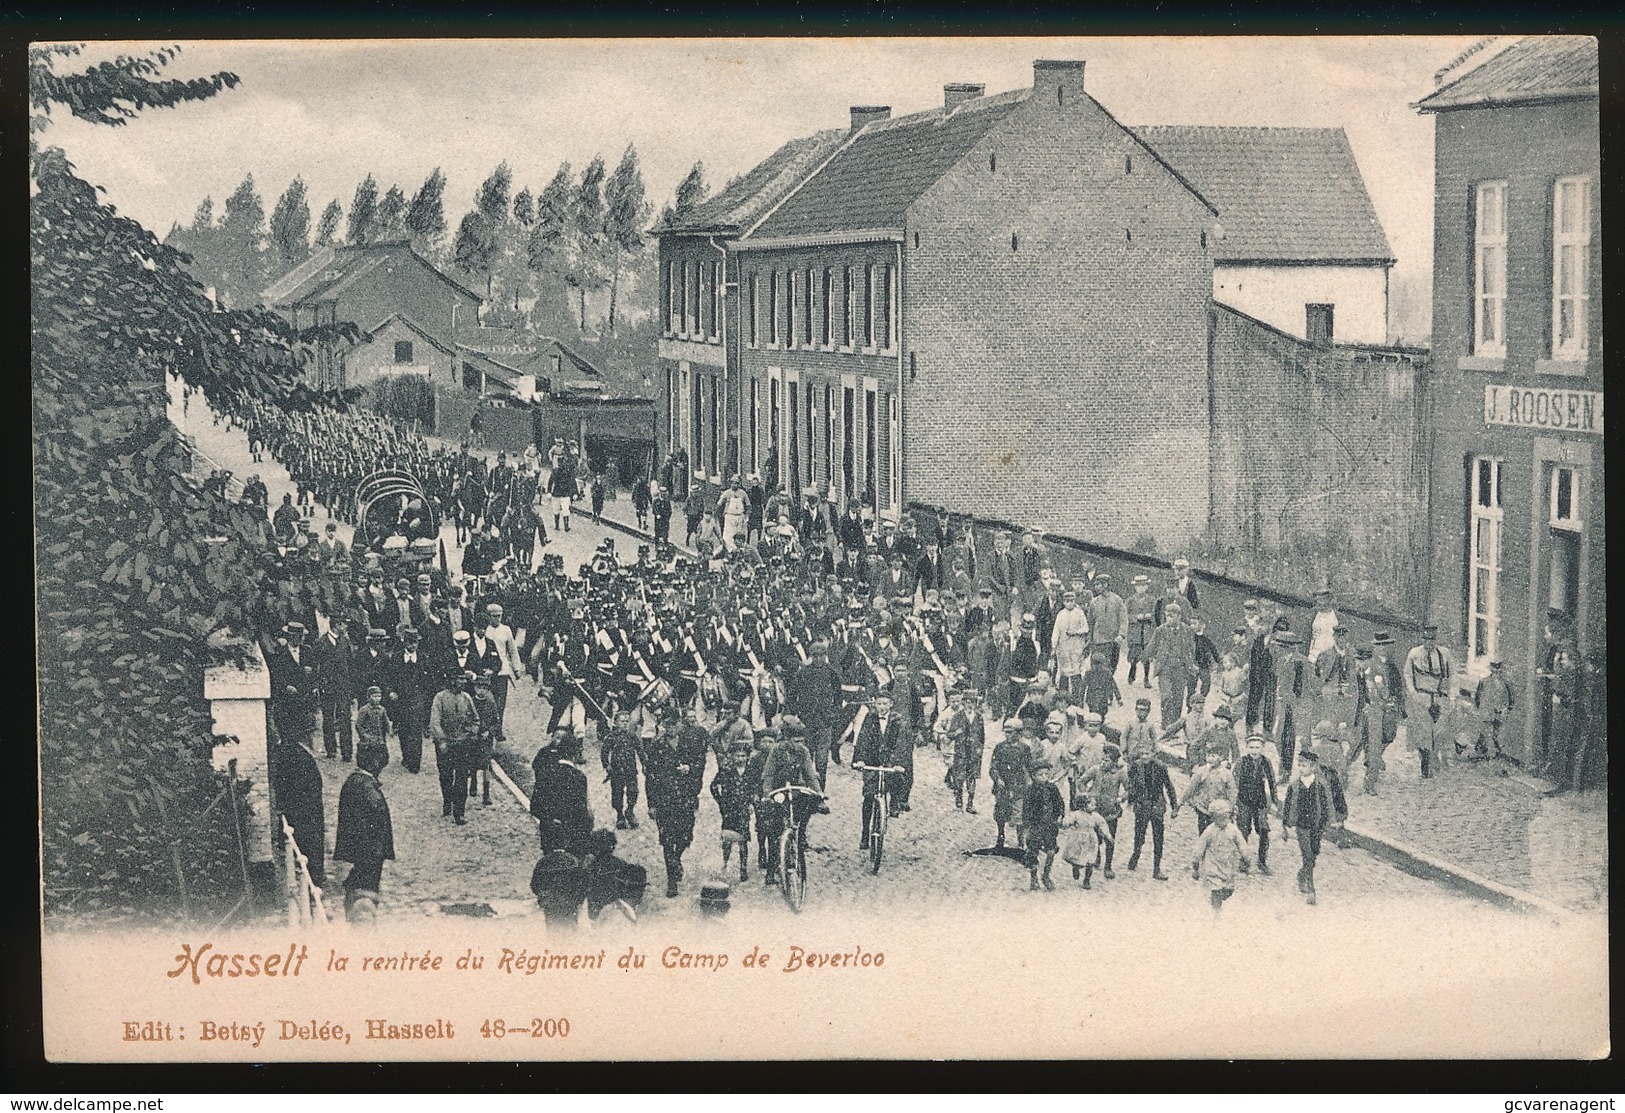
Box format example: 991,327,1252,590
669,261,680,333
1468,455,1503,666
768,271,780,346
787,271,798,349
864,265,876,349
1474,181,1507,357
705,259,718,337
749,377,760,475
1550,465,1581,529
747,272,759,348
1552,176,1590,359
804,268,816,347
698,261,710,338
822,268,835,346
841,267,854,348
888,393,900,508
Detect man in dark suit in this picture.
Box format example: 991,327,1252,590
786,640,841,782
531,731,594,855
914,539,946,596
387,628,432,774
271,730,326,889
313,621,356,761
852,691,909,840
1171,557,1200,612
354,628,393,715
334,741,395,924
267,621,319,751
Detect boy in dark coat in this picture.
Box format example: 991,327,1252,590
600,711,645,829
710,743,755,882
1281,749,1336,905
1024,761,1066,891
1125,743,1178,879
334,742,395,924
1233,733,1279,875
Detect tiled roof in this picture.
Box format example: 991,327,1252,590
664,128,850,234
750,90,1027,239
261,241,483,307
1416,36,1598,112
365,312,458,356
1133,126,1394,264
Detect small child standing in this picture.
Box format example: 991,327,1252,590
1191,798,1250,917
1063,795,1115,889
709,743,754,883
355,685,392,760
1024,760,1066,891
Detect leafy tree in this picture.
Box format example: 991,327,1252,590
513,187,535,228
452,210,497,301
28,43,239,133
525,163,577,334
404,168,447,257
346,173,379,246
673,160,708,220
603,144,651,335
314,199,342,248
375,183,408,241
267,176,311,275
31,44,342,921
215,173,267,307
571,155,608,332
475,162,513,227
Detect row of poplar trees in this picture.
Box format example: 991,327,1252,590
165,152,712,340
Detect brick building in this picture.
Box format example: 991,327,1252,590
1134,126,1396,344
659,60,1221,551
1416,36,1602,767
261,240,484,391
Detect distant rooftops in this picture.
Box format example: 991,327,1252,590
260,240,484,307
1415,35,1598,113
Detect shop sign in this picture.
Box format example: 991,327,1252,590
1483,385,1602,435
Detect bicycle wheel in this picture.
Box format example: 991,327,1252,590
783,827,807,912
869,794,886,875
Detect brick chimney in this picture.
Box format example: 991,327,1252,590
943,82,985,111
1032,59,1085,106
849,105,891,132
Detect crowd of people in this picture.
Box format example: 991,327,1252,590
226,400,1584,927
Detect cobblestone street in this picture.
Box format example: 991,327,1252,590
177,394,1604,927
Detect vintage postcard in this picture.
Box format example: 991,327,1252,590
32,35,1607,1062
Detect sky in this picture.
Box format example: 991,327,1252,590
40,36,1492,340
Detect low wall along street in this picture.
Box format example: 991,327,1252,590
1202,304,1433,618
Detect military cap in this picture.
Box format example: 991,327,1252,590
368,628,388,640
1421,623,1439,636
1273,630,1301,646
1373,631,1394,647
1132,574,1149,586
1355,647,1374,660
1298,750,1320,764
284,621,306,634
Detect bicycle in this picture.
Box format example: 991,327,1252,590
766,783,825,912
851,763,905,875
